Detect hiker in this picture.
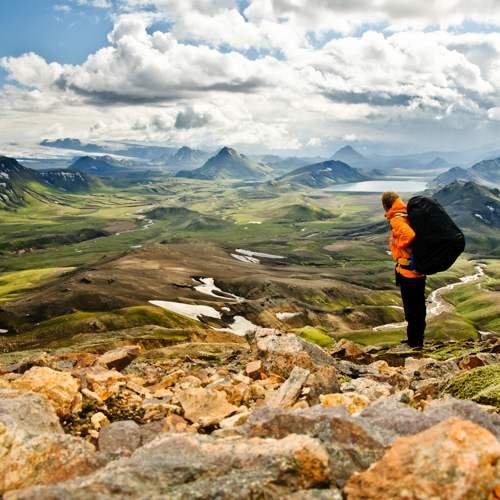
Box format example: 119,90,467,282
382,192,426,348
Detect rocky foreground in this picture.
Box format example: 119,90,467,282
0,329,499,499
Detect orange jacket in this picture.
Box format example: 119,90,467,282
385,198,424,279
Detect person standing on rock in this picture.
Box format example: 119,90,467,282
382,192,426,349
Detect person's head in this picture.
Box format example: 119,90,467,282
381,191,399,212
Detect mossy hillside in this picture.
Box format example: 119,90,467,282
334,311,477,347
442,282,500,333
0,268,73,302
445,365,500,409
293,326,335,347
17,305,204,346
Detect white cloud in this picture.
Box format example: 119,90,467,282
1,53,64,88
77,0,112,8
1,1,500,152
54,4,72,13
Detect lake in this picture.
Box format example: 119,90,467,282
326,179,429,193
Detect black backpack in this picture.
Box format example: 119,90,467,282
407,196,465,275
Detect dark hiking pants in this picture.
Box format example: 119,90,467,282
397,273,426,347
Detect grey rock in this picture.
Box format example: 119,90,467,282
9,433,331,499
98,420,142,456
360,396,500,441
255,329,333,378
266,366,310,408
243,405,387,487
288,489,343,500
0,388,62,434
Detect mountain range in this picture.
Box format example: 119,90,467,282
434,181,500,230
431,157,500,188
68,156,127,177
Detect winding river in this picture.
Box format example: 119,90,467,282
373,265,485,332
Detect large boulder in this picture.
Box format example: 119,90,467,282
0,423,101,494
345,418,500,499
11,367,82,417
243,405,387,487
178,387,238,427
98,420,142,456
8,433,331,499
255,329,333,378
0,388,62,434
360,396,500,441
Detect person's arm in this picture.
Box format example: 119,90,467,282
390,217,416,250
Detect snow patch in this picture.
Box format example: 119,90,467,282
235,249,285,260
193,277,244,301
276,312,302,321
149,300,221,321
217,316,258,336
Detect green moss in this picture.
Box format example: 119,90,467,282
0,268,72,302
336,373,352,385
294,326,334,348
27,305,203,343
335,328,405,346
444,365,500,409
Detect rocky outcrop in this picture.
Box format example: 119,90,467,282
243,405,387,487
0,389,100,495
1,425,101,494
11,367,82,417
359,396,500,441
1,330,500,498
8,433,331,499
344,418,500,499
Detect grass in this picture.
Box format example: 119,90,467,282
0,267,74,302
1,173,498,353
444,365,500,409
10,305,205,349
293,326,335,347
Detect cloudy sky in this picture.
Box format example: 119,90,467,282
2,0,500,155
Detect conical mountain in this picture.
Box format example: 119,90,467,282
276,159,367,188
168,146,210,171
176,147,271,180
332,145,367,164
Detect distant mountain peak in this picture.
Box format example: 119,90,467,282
337,145,358,154
218,146,239,157
176,146,270,181
332,145,368,166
